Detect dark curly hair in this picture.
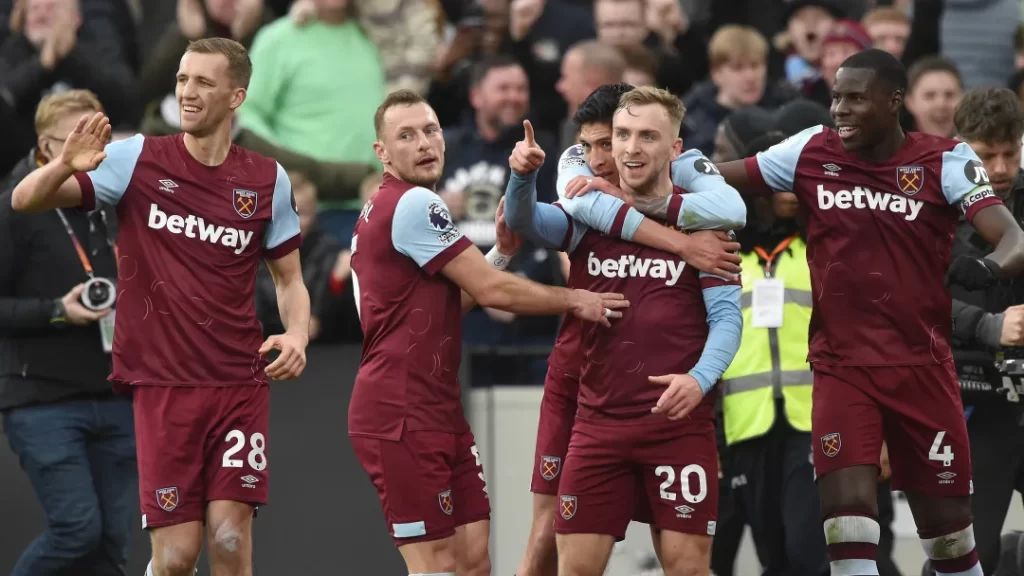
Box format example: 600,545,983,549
572,83,634,131
954,87,1024,145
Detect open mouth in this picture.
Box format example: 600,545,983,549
416,157,438,168
837,126,859,140
181,104,202,116
622,161,645,173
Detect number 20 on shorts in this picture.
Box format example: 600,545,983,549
222,430,268,471
655,464,708,503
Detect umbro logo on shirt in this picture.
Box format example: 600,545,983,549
158,179,177,193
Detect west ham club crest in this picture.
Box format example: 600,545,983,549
896,166,924,196
540,455,562,481
820,433,842,458
438,489,453,515
233,189,258,218
156,487,179,511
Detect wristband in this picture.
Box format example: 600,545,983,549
485,246,514,270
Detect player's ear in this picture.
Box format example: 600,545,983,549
671,137,683,159
229,87,247,112
373,141,388,165
891,89,904,115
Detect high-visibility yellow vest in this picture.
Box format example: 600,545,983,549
721,236,813,446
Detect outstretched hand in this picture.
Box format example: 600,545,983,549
509,120,546,175
259,333,308,380
62,112,111,173
569,290,629,327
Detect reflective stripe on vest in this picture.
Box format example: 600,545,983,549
721,237,813,445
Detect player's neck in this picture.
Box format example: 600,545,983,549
857,126,906,163
383,166,436,191
183,126,233,167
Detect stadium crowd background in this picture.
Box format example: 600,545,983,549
3,0,1024,574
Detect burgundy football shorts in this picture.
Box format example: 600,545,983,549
811,361,972,496
351,429,491,546
555,418,719,539
531,367,579,495
134,384,270,529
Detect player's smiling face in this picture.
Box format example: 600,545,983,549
612,103,682,194
176,51,245,136
830,67,900,152
578,122,618,186
374,102,445,189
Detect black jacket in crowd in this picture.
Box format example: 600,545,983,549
0,152,119,411
950,172,1024,380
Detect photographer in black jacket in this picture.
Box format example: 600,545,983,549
923,87,1024,576
0,89,135,576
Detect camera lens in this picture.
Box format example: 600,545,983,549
81,278,116,311
88,281,109,303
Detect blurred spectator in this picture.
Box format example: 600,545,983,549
618,43,658,88
505,0,595,132
555,39,625,148
905,56,961,138
0,90,136,576
862,5,910,60
440,55,556,246
682,25,795,157
772,97,834,137
238,0,384,215
940,0,1018,89
254,171,362,344
777,0,842,86
289,0,442,96
801,19,872,108
0,0,140,177
593,0,709,99
711,105,775,163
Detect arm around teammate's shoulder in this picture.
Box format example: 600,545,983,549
670,150,746,230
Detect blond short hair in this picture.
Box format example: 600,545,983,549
35,90,103,135
186,37,252,89
862,6,910,27
617,86,686,135
708,25,769,70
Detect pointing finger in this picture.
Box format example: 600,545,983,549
523,119,536,147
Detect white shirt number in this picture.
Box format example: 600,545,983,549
928,431,954,467
655,464,708,503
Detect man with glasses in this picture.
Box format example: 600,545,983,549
0,89,136,576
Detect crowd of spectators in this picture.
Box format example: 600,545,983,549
2,0,1023,385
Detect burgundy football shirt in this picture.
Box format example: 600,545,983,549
74,134,301,386
744,126,1001,366
566,189,740,423
347,173,474,441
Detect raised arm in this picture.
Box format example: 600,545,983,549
941,143,1024,288
503,170,574,250
12,113,139,213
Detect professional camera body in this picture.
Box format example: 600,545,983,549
81,277,116,311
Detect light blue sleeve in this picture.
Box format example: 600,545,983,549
503,170,573,250
753,125,823,192
264,163,301,252
555,144,593,199
689,284,743,394
558,191,645,241
85,134,144,205
669,150,747,230
392,186,467,268
941,142,997,210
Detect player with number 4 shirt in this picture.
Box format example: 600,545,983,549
715,49,1024,576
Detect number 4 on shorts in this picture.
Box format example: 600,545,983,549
928,431,954,467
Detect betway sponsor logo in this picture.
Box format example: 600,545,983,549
817,184,923,221
147,204,253,254
587,252,685,286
